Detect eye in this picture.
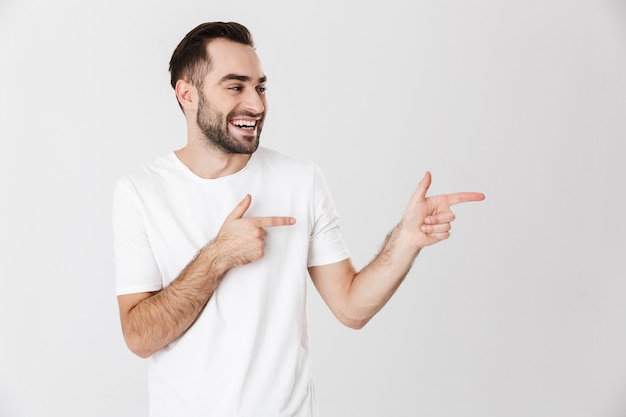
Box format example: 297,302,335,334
256,86,267,94
229,86,243,92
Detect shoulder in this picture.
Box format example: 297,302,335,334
120,153,178,181
113,153,185,209
115,153,180,191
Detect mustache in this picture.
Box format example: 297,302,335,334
227,110,264,120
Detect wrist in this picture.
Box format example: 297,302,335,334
395,221,424,254
198,239,231,276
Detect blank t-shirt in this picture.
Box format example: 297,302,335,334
113,146,350,417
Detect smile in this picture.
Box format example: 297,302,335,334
231,119,258,130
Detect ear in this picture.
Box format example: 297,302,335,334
175,79,196,112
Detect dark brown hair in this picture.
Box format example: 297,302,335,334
169,21,255,90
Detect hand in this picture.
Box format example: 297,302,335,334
402,172,485,249
213,194,296,268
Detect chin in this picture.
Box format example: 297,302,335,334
228,137,258,155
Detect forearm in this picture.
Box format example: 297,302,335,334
121,243,228,358
346,222,421,325
312,172,484,329
119,194,297,357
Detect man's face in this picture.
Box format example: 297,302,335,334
195,38,267,154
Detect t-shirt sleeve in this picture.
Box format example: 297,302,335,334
112,177,163,295
307,167,351,267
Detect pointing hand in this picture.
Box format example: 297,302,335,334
214,194,296,268
402,172,485,249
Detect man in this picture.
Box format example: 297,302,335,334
113,21,484,417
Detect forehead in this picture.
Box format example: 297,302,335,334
205,38,264,80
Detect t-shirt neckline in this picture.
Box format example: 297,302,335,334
169,149,258,182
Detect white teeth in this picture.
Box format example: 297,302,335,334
233,120,256,128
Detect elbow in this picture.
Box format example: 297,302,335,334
126,341,154,359
338,312,371,330
331,303,375,330
344,319,368,330
131,347,154,359
123,332,156,359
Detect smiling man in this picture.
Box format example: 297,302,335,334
113,21,484,417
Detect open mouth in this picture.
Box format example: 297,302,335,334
230,119,258,131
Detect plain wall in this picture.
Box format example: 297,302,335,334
1,0,625,416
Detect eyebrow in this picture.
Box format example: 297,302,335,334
219,74,267,84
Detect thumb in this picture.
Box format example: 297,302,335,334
414,171,432,201
226,194,252,220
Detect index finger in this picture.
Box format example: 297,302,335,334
250,216,297,228
446,192,486,206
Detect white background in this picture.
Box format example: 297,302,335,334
1,0,625,416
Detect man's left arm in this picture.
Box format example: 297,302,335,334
308,171,484,329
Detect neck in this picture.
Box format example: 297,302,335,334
175,142,252,179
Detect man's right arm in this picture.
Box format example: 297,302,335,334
117,240,229,358
117,194,295,358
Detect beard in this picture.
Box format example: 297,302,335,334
196,89,263,154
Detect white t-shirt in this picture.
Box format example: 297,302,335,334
113,147,350,417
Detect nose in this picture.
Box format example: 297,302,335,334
243,87,265,115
